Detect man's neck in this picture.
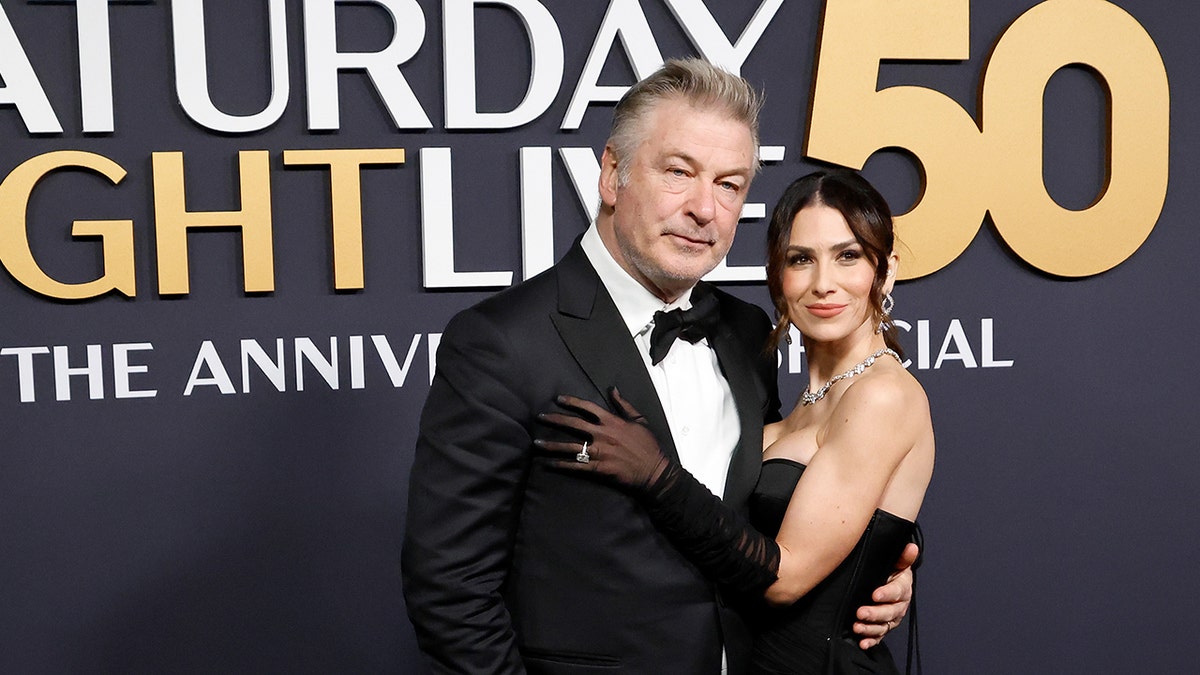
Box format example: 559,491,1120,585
580,224,696,335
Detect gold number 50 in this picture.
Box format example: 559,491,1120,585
806,0,1169,278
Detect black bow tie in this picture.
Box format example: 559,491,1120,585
648,289,720,365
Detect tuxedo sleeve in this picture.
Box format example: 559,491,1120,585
402,307,531,674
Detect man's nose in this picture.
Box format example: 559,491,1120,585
686,181,716,224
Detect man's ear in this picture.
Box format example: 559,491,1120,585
598,146,620,208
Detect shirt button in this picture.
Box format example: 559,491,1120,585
681,426,691,435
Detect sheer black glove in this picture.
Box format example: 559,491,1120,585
535,389,670,491
536,389,780,596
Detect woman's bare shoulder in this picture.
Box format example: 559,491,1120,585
832,364,931,436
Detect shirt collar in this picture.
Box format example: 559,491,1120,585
580,223,694,337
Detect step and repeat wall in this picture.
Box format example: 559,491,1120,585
0,1,1193,672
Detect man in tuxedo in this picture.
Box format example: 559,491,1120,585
402,58,914,674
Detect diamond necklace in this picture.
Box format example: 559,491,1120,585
800,348,902,406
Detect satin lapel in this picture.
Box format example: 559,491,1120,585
706,293,767,508
549,245,680,462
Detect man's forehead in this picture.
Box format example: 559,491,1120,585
648,109,754,156
653,140,757,177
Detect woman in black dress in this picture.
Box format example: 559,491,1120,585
539,169,934,674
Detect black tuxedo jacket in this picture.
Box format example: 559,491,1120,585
402,241,781,674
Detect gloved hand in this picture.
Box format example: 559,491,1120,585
535,388,670,492
537,389,781,597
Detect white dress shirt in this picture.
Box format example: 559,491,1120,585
580,225,741,498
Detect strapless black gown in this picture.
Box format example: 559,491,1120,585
747,458,915,675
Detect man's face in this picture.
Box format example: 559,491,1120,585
598,97,756,302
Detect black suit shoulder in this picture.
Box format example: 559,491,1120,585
466,265,558,320
703,283,782,424
707,284,774,341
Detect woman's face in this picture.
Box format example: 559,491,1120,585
781,204,889,346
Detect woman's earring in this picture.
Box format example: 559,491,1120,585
876,293,895,334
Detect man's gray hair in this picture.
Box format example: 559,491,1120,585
606,57,763,186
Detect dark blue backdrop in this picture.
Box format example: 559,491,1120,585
0,1,1195,672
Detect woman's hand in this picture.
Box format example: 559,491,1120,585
539,389,783,597
535,389,670,491
853,542,919,648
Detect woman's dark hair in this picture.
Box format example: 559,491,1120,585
765,169,903,357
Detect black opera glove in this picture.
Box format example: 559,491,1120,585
536,389,670,490
536,389,781,596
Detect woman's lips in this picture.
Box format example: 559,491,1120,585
806,304,846,318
